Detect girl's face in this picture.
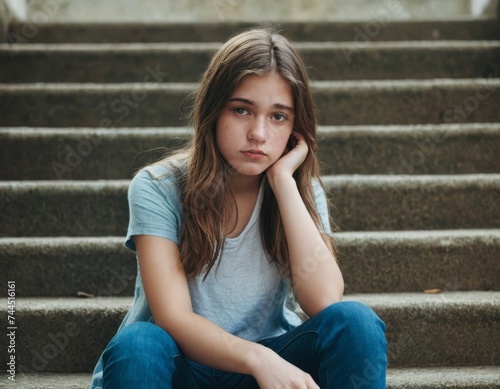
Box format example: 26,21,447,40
216,73,295,178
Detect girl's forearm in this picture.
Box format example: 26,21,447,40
157,309,270,376
268,173,344,316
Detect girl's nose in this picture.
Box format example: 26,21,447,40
248,117,267,142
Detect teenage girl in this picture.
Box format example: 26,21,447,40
90,27,387,389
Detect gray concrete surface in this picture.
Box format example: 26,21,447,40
2,230,500,297
3,367,500,388
1,79,499,127
1,124,499,180
1,13,499,386
0,293,498,372
7,19,500,44
1,175,500,236
2,41,499,83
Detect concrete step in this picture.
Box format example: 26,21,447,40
327,174,500,231
0,292,498,372
0,127,189,180
1,124,499,180
0,127,190,180
338,229,500,294
8,20,500,44
0,180,129,238
2,41,500,83
2,230,499,297
0,79,499,127
386,367,500,388
3,367,500,388
345,292,500,368
0,237,136,298
1,175,499,237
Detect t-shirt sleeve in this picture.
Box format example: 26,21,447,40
312,179,333,236
125,168,183,251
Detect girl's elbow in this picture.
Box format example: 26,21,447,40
301,289,344,318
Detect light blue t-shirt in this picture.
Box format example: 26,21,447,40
90,162,332,389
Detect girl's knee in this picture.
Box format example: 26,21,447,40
317,301,386,336
319,301,385,329
317,302,388,364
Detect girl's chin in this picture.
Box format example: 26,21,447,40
229,168,267,179
227,163,270,177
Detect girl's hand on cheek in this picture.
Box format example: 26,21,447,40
266,130,308,182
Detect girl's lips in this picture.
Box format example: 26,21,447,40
241,150,266,159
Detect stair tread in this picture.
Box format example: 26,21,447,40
1,78,499,89
2,228,500,243
343,291,500,307
3,40,500,51
4,291,499,310
4,367,500,389
2,173,499,185
3,122,500,134
387,366,500,388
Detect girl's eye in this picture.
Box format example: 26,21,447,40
273,113,286,121
234,107,248,115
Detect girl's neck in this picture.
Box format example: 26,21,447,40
228,173,262,194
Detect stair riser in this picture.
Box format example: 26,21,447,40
8,20,500,43
2,46,499,82
328,177,500,231
1,82,499,126
0,300,498,372
1,178,499,237
378,304,500,368
0,131,190,180
340,233,500,294
0,183,129,238
0,239,137,297
2,233,500,297
2,127,499,180
1,304,126,374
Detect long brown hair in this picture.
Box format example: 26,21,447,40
160,27,336,280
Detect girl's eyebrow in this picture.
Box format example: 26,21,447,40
228,97,295,114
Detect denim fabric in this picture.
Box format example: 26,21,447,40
100,301,387,388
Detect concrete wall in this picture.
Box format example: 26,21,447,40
23,0,499,23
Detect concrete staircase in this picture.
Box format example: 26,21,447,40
1,18,500,388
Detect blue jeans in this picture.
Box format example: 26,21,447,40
101,301,387,388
